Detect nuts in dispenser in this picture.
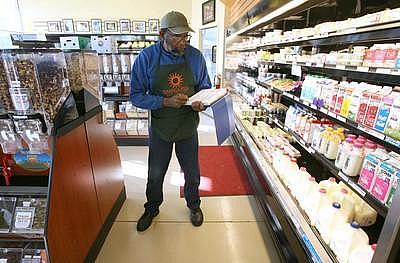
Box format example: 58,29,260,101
0,56,12,112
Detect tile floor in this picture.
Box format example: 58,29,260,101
96,112,281,263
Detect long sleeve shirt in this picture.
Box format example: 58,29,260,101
130,41,212,110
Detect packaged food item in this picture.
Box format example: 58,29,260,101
374,92,399,132
347,85,368,122
386,170,400,207
384,94,400,140
120,54,130,74
0,119,22,154
356,90,373,124
102,54,111,74
342,143,365,177
318,127,333,154
348,244,376,263
358,153,389,191
330,222,369,263
0,197,16,233
334,82,347,114
370,160,399,203
11,197,47,234
325,130,343,160
364,87,392,128
0,55,13,111
319,177,339,194
335,138,355,169
315,202,348,243
383,44,399,68
339,82,355,117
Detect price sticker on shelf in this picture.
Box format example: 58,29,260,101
283,92,293,99
320,108,328,114
293,96,300,102
291,63,302,77
358,125,385,140
328,111,337,118
316,63,324,68
336,65,346,70
306,62,312,67
357,66,369,72
303,101,310,106
348,180,367,197
310,104,317,110
376,68,392,74
338,171,349,182
284,126,289,132
337,115,347,123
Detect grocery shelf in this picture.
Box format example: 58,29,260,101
233,21,400,52
258,60,400,86
279,92,400,154
106,116,148,121
256,80,283,94
233,117,333,263
282,124,389,217
231,90,258,107
0,186,48,196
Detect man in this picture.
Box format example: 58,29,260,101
130,11,212,232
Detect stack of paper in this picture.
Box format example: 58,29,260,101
186,89,228,106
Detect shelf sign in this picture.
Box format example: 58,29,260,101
283,92,293,99
316,63,324,68
310,104,317,110
328,111,337,118
376,68,392,74
348,180,367,197
320,108,328,114
338,171,349,182
292,63,302,77
358,125,386,140
357,66,369,72
337,115,347,123
336,65,346,70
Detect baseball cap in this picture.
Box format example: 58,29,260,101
160,11,195,34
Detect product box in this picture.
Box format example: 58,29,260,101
364,92,383,128
329,84,340,112
384,46,399,68
370,160,399,203
126,120,138,135
374,93,399,132
384,95,400,140
339,83,355,117
386,170,400,207
356,90,373,124
60,36,90,50
358,153,389,191
334,82,347,114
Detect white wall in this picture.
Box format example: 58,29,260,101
13,0,192,32
0,0,23,33
191,0,226,83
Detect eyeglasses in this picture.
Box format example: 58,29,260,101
167,30,192,42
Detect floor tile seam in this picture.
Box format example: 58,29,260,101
114,219,260,223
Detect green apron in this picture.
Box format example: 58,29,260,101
150,52,199,142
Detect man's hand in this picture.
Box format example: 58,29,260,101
163,93,188,108
191,101,205,112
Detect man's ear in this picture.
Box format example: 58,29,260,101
159,30,165,40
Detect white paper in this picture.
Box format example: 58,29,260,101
185,89,228,106
14,208,34,229
291,63,302,77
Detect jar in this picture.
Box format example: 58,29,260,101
102,55,112,74
112,54,121,73
342,143,365,177
120,54,130,74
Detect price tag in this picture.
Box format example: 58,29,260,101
376,68,392,74
291,63,302,77
283,92,293,99
14,207,35,230
308,147,316,154
338,171,349,182
337,115,347,123
348,180,367,197
336,65,346,70
357,66,369,72
328,111,337,118
358,125,386,140
306,62,312,67
310,104,317,110
303,101,310,106
320,108,328,114
293,96,300,102
316,63,324,68
284,126,289,132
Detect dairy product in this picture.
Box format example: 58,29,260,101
340,83,355,117
335,138,355,169
330,222,370,263
386,170,400,207
298,177,318,209
319,177,339,194
318,127,333,154
311,126,325,150
325,131,343,160
364,92,384,127
374,93,399,132
348,244,376,263
329,188,355,222
315,202,347,244
355,90,372,124
342,143,365,177
358,153,389,191
292,167,311,199
370,160,399,203
305,188,329,225
384,94,400,140
354,201,377,226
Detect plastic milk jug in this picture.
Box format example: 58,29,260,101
315,202,347,244
348,244,376,263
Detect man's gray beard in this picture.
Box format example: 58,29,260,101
163,40,185,56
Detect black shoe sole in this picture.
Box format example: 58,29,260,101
136,210,159,232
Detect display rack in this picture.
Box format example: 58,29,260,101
225,2,400,263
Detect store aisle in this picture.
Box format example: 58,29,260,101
96,112,280,263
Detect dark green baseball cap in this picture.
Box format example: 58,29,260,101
160,11,195,34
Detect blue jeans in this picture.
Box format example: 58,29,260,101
144,129,201,212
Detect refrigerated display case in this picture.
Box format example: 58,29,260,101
225,1,400,262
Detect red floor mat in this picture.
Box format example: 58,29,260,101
180,145,252,197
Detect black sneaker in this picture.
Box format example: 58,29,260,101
190,208,204,227
136,210,159,232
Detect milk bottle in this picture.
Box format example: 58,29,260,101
348,244,376,263
342,143,365,177
335,138,355,169
318,127,334,154
292,167,311,199
298,177,318,209
330,221,370,263
305,188,329,226
329,188,355,222
354,200,377,227
325,130,343,160
315,202,347,244
319,177,339,194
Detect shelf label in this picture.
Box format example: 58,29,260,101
284,126,289,132
328,111,337,118
376,68,392,74
302,234,323,263
283,92,293,99
306,62,312,67
358,125,386,140
294,96,300,102
338,171,349,182
14,207,35,230
348,180,367,197
310,104,317,110
320,108,328,114
337,115,347,123
386,137,400,148
292,63,302,77
336,65,346,70
303,101,311,106
357,66,369,72
316,63,324,68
